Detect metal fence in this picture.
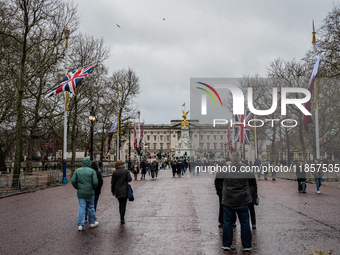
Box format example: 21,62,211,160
0,166,115,197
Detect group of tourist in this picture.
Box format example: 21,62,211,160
71,158,132,230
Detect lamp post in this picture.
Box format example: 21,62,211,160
89,106,96,160
224,142,227,161
128,126,131,170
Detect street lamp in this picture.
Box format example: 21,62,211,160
89,106,96,160
224,142,227,161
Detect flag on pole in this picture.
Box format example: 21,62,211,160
235,110,252,145
45,63,97,99
182,103,185,107
303,55,321,133
134,123,138,152
138,123,144,151
107,117,118,154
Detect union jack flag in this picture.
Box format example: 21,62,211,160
234,110,252,145
134,123,138,152
45,63,97,99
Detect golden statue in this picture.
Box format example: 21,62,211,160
182,110,189,127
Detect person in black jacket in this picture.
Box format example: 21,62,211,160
214,165,225,228
248,172,258,229
111,160,132,224
220,152,253,251
172,161,177,177
91,161,103,212
296,161,307,193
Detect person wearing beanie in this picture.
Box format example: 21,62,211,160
111,160,132,224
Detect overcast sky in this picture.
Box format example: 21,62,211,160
75,0,335,124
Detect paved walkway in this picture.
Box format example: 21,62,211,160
1,169,340,254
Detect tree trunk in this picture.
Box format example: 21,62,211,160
12,89,24,189
0,146,7,173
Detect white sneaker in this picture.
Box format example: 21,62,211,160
78,225,84,231
317,191,321,194
90,222,99,228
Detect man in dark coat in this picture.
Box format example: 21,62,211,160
91,161,103,212
140,160,146,180
296,160,307,193
172,161,177,177
111,160,132,224
220,152,252,251
248,172,258,229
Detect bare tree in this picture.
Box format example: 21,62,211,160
0,0,79,187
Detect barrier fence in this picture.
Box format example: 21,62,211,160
0,166,115,197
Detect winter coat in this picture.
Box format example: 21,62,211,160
214,171,224,197
141,161,147,174
150,162,157,172
91,161,103,195
221,162,252,207
133,164,139,174
172,163,177,173
248,173,258,205
71,157,98,198
296,164,307,181
111,167,132,198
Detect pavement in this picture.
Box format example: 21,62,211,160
0,169,340,255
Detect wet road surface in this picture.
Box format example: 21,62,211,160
0,169,340,254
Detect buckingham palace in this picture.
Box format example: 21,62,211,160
118,119,267,163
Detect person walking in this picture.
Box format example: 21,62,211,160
140,160,146,180
71,157,99,231
155,161,159,178
313,159,324,193
133,161,139,181
172,161,177,177
214,169,224,228
177,159,183,176
248,172,258,229
220,152,252,251
91,161,103,213
150,161,157,179
296,161,307,193
111,160,132,224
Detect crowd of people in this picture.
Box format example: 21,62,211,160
70,154,332,252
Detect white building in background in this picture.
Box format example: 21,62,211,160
117,120,266,163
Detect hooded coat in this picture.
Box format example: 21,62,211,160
71,157,98,198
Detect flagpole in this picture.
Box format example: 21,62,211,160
117,113,120,160
312,21,320,160
61,29,70,184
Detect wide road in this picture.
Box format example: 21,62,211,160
1,168,340,255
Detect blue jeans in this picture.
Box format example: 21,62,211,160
223,204,252,248
315,178,322,191
78,196,96,226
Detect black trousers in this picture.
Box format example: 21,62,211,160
218,193,223,224
118,197,128,220
249,204,256,225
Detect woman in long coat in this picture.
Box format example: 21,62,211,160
111,160,132,224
